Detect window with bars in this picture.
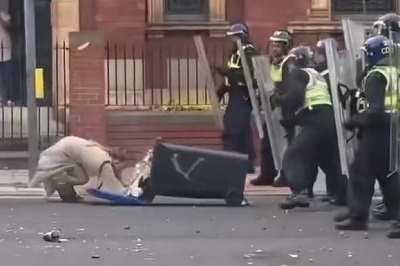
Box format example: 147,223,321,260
164,0,209,22
333,0,396,13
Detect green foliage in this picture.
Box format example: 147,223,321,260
152,102,213,112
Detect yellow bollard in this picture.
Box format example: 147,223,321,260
35,68,44,99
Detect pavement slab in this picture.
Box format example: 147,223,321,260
0,197,398,266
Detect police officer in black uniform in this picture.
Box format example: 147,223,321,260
273,45,340,209
250,30,293,187
367,13,400,221
333,35,400,238
309,38,348,206
215,23,258,173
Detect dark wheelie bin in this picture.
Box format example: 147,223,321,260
142,140,249,206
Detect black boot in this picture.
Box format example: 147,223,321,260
330,178,348,206
279,191,310,210
387,221,400,239
329,197,347,206
372,203,397,221
250,175,274,186
272,171,288,187
247,167,255,174
333,209,350,223
307,188,314,199
335,217,368,231
321,195,333,202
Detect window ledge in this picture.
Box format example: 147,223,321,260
146,21,230,38
288,15,375,33
288,20,342,33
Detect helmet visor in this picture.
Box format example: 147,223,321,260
226,30,244,36
372,20,386,35
269,36,289,43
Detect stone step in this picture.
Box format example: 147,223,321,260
0,151,28,169
0,139,28,151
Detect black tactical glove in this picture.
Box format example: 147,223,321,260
343,119,358,131
216,84,229,102
270,93,284,110
343,114,368,130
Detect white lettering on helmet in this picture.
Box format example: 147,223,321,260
381,46,394,54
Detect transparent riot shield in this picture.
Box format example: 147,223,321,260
388,31,400,174
235,39,264,139
193,36,224,130
338,50,356,161
342,19,366,88
252,55,286,170
325,39,350,176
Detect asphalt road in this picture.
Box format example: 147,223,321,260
0,197,399,266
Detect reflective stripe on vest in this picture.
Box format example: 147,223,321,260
270,54,295,83
225,44,253,86
227,44,254,69
301,68,332,111
320,69,329,77
363,66,400,113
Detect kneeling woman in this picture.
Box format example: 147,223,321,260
30,136,130,202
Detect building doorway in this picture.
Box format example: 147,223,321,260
6,0,52,107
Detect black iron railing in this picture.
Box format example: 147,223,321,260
0,41,270,142
0,43,68,146
104,42,269,108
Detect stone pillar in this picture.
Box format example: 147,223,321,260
68,32,107,144
51,0,80,121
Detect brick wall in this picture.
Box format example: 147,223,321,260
69,31,107,143
106,110,262,165
106,111,223,161
79,0,146,43
244,0,310,45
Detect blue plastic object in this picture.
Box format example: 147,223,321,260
87,188,149,206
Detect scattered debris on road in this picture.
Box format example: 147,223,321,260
42,230,69,243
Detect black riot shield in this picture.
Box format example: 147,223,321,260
149,140,248,206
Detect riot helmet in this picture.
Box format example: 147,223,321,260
315,38,338,53
270,30,292,58
226,23,249,38
361,35,394,66
372,13,400,38
287,45,313,68
313,38,338,69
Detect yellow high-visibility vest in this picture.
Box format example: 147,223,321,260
225,44,253,86
270,54,295,83
297,68,332,113
362,66,400,112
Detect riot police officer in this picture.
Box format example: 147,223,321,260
334,35,400,238
274,45,339,209
371,13,400,40
215,23,258,173
250,30,293,187
368,13,400,221
310,38,348,206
